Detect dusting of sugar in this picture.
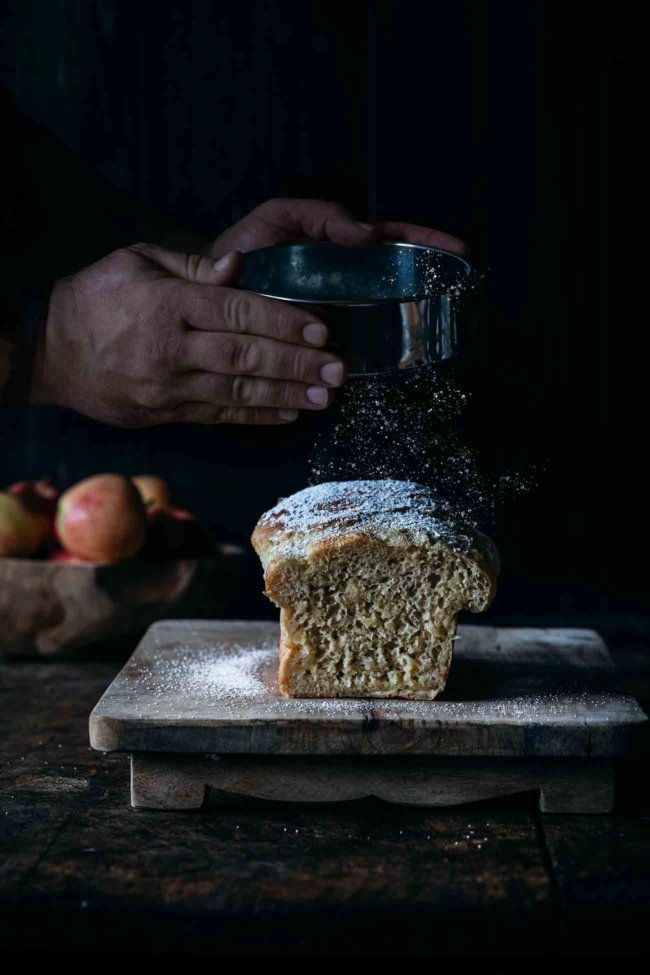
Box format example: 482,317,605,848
257,478,492,561
135,641,277,703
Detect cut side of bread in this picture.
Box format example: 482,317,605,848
252,480,499,700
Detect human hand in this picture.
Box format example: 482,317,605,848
30,242,344,427
208,197,467,258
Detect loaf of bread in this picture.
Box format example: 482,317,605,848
251,480,499,700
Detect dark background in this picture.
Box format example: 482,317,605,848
0,1,634,625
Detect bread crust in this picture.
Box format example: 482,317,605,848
277,622,294,697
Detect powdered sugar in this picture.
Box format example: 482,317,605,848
258,478,487,560
134,642,277,703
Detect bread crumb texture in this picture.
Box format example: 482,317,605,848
252,480,499,700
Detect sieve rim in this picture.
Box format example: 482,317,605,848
240,240,473,307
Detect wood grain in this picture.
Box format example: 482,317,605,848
89,620,648,757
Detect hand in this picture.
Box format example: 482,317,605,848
208,197,467,258
30,243,345,427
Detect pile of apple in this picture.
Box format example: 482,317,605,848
0,474,215,564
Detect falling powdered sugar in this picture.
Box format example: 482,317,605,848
309,365,537,532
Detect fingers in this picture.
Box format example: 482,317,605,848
171,403,300,425
179,281,345,387
183,330,345,387
128,242,244,284
180,284,331,348
207,199,468,262
258,198,380,247
180,371,332,412
376,221,468,256
210,198,379,256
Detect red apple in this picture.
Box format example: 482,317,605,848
141,507,215,558
56,474,147,563
8,479,59,505
0,492,50,557
131,475,172,511
48,550,88,565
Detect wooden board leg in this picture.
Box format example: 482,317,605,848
538,759,615,813
131,755,207,810
130,754,616,813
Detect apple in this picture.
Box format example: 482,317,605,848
131,475,172,511
0,492,51,557
8,479,59,506
141,506,215,558
56,474,147,563
48,550,88,564
8,480,59,541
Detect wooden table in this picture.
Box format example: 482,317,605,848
1,634,649,956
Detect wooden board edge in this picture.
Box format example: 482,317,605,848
88,711,121,752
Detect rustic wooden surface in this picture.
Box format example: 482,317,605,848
90,620,647,757
1,647,649,955
0,553,242,658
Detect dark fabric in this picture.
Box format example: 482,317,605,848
0,1,631,617
0,287,49,405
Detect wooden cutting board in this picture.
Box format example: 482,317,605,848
90,619,645,756
89,620,647,812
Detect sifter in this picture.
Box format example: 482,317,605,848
240,241,474,377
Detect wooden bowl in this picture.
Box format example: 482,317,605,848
0,546,243,657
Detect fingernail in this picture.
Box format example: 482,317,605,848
214,253,232,270
356,221,373,232
320,361,344,386
303,322,328,347
279,409,298,421
306,386,328,407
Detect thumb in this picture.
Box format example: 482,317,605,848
128,242,243,284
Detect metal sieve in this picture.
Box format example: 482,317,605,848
239,241,474,376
